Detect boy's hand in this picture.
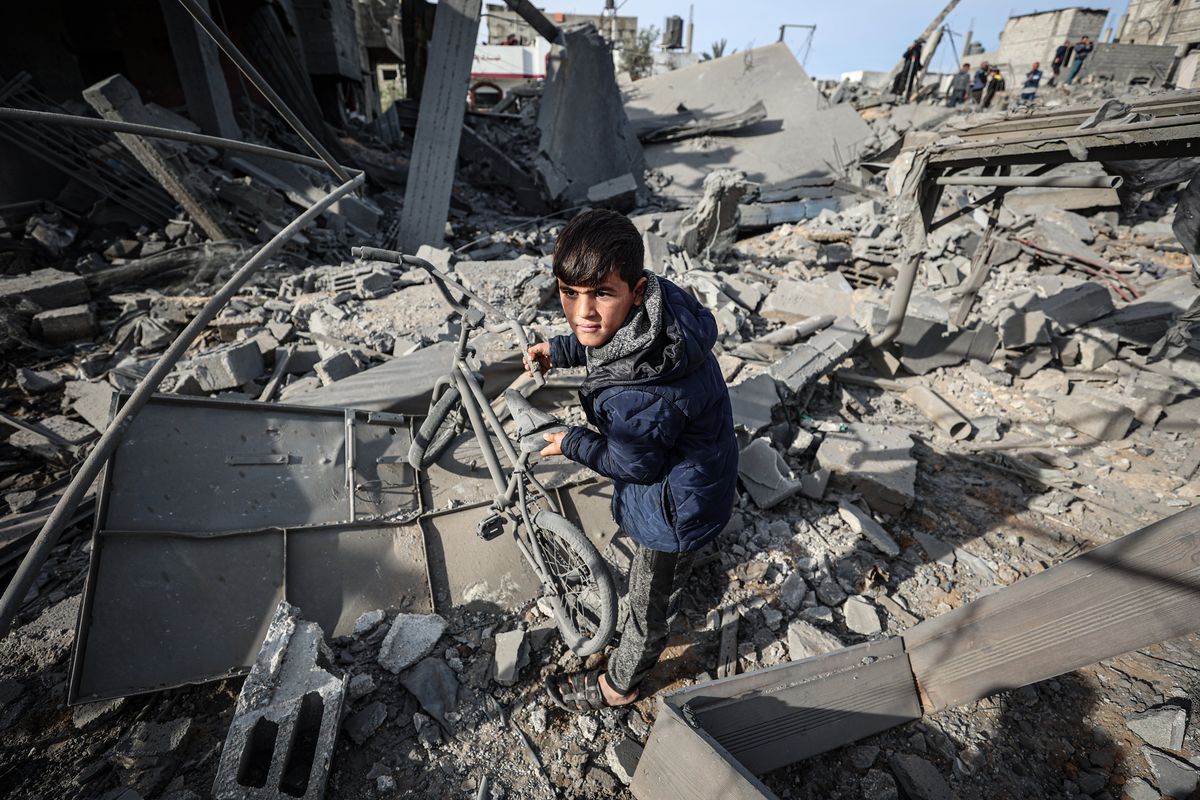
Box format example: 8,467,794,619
540,430,566,457
525,342,552,376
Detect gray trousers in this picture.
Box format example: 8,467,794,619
605,542,694,695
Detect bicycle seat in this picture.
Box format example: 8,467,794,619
505,389,568,453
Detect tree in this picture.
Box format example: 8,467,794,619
620,25,658,80
701,38,733,61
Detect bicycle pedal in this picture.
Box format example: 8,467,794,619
477,513,505,541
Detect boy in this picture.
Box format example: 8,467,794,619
527,209,738,711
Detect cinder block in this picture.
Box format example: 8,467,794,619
213,601,345,800
190,340,265,391
34,305,97,343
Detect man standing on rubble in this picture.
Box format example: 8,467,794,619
1021,62,1044,103
971,62,990,104
528,209,738,713
946,62,971,107
1049,38,1073,85
1066,35,1093,84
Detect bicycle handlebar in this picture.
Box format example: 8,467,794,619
352,246,546,388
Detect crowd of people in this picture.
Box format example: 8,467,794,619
939,34,1095,110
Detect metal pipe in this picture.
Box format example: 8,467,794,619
0,172,365,640
174,0,353,182
935,174,1123,189
869,249,922,349
905,386,973,440
0,107,357,175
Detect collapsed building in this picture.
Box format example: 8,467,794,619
1,2,1200,800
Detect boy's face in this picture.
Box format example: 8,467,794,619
558,270,647,348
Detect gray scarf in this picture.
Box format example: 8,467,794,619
586,273,663,369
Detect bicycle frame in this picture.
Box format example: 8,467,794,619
349,246,566,595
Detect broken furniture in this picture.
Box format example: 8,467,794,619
632,505,1200,799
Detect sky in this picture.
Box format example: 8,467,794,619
529,0,1133,79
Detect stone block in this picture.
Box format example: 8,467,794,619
34,305,97,343
738,438,803,509
212,601,345,800
313,351,360,386
0,268,89,310
818,424,916,515
189,341,265,392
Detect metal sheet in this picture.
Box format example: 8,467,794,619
73,530,285,702
71,395,425,702
286,524,431,636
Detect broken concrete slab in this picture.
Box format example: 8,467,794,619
623,43,872,199
817,424,916,515
672,169,749,258
493,628,528,687
837,500,900,557
536,23,645,205
727,373,780,436
738,438,804,509
768,316,866,404
186,340,265,392
212,601,344,800
0,268,90,310
1127,704,1188,751
34,305,97,343
786,620,843,660
843,596,882,635
377,613,447,674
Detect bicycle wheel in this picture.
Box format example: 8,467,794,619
529,509,617,658
408,383,464,470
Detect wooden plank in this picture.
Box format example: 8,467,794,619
631,702,775,800
398,0,482,252
903,506,1200,712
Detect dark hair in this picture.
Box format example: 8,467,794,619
553,209,644,289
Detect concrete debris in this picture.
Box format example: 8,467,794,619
738,438,804,509
213,602,344,800
377,613,448,674
1127,704,1188,751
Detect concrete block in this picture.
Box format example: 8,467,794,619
768,316,865,401
313,351,360,386
1038,282,1115,334
727,374,779,435
212,601,345,800
586,172,638,211
0,268,89,310
786,620,843,660
189,341,265,392
818,424,916,515
493,628,527,687
34,305,97,343
1051,390,1135,441
377,613,447,674
738,438,803,509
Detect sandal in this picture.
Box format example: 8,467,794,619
544,668,610,713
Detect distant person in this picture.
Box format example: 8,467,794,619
946,62,971,107
971,61,990,104
981,66,1005,109
892,38,924,99
1049,38,1073,85
1066,35,1094,84
1021,62,1044,102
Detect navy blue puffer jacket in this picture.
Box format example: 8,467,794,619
550,278,737,552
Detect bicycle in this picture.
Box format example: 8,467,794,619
351,246,617,657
